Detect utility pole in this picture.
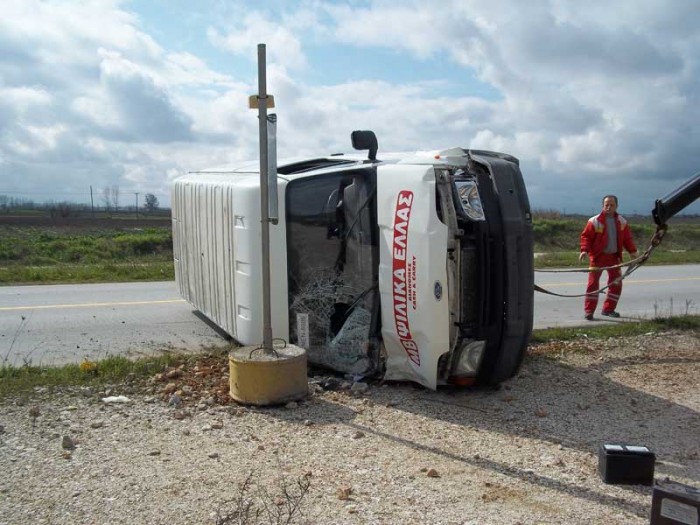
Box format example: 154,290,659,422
90,186,95,218
135,192,139,218
228,43,307,407
256,44,273,353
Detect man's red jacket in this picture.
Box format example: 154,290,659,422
580,211,637,262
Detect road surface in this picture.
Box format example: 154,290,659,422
534,263,700,328
0,282,226,367
1,264,698,366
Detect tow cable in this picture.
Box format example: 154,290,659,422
533,224,668,298
533,172,699,298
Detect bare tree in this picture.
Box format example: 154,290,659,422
48,201,74,219
111,185,120,212
102,187,111,212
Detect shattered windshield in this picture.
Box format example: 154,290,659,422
286,170,379,375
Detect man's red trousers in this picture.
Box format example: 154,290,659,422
585,253,622,314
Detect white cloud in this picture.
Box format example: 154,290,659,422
0,0,235,201
317,0,700,211
207,12,307,70
2,86,53,109
323,3,442,59
10,124,67,155
0,86,53,135
164,52,236,88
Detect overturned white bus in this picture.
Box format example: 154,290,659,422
172,131,534,389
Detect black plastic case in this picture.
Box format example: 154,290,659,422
598,444,655,485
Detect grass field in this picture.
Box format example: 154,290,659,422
0,214,698,285
0,223,174,284
533,215,700,267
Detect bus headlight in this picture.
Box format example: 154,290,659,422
450,340,485,378
455,181,485,221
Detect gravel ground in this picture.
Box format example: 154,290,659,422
1,331,698,525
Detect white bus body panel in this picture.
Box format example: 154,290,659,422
172,172,289,344
376,164,450,389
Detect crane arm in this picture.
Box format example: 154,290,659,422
652,172,700,226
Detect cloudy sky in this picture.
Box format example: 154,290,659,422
1,0,699,215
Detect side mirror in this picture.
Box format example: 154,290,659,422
351,130,378,161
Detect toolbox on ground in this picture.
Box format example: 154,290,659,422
598,444,656,485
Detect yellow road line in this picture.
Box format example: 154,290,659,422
0,299,187,312
3,276,698,308
538,276,700,287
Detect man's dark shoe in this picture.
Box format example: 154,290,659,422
584,313,594,321
601,310,620,318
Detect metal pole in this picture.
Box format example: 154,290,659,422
257,44,273,352
267,113,279,223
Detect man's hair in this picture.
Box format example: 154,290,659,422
602,194,618,205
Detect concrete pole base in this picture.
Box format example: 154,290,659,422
229,344,308,406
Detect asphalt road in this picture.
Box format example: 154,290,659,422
1,264,698,366
0,282,226,367
534,263,700,328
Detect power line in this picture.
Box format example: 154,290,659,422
0,190,169,197
0,191,93,195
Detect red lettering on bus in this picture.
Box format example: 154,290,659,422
392,190,419,366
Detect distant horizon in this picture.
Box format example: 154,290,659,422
2,194,698,220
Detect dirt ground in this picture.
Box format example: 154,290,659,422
0,330,698,524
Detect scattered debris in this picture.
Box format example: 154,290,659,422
28,406,40,430
168,394,182,407
350,382,369,395
336,486,352,500
166,369,183,380
61,435,76,450
102,396,131,404
172,410,190,420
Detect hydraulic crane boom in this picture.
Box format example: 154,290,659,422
652,172,700,226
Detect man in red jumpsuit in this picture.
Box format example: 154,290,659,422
579,195,638,320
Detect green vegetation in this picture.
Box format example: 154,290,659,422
530,314,700,343
536,249,700,268
532,216,700,267
0,352,186,399
0,342,237,400
0,226,174,284
0,213,697,285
